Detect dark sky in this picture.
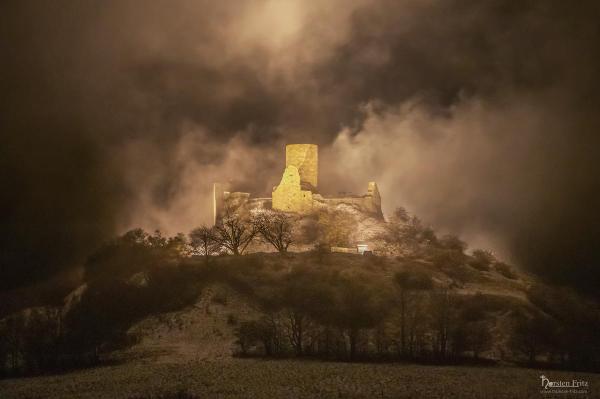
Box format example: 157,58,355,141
1,0,600,295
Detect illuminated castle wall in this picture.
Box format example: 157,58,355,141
272,144,318,213
213,144,382,222
285,144,318,189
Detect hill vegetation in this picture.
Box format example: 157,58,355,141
1,207,599,379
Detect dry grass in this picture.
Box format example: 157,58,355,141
1,359,599,399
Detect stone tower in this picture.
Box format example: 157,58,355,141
272,144,318,213
285,144,318,190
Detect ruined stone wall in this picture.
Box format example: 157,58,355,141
285,144,318,190
272,165,313,213
213,185,257,224
363,182,383,217
313,182,383,218
212,183,229,224
215,144,381,226
246,198,272,210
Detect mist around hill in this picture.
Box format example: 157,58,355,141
3,1,600,302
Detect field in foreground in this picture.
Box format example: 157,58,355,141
1,359,599,399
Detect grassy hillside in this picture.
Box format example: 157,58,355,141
2,225,599,381
72,251,538,367
112,251,532,364
2,246,599,398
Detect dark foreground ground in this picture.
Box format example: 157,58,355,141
1,359,599,399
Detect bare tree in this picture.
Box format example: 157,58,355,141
468,320,493,359
285,309,309,356
235,317,279,356
2,315,25,372
430,288,456,360
253,210,294,253
327,278,388,360
509,311,555,365
212,209,256,255
189,225,220,261
394,270,434,356
279,269,333,356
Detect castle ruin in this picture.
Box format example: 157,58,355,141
272,144,318,213
213,144,383,223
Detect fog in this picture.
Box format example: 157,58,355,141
2,0,599,295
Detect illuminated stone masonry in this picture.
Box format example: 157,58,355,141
285,144,318,189
272,165,314,213
213,143,383,222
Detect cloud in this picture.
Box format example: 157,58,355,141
1,0,599,295
322,94,559,258
116,127,284,235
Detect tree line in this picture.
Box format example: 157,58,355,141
234,266,497,362
233,264,600,371
190,208,294,257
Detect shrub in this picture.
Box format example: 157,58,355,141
469,249,495,271
227,314,238,325
211,291,228,305
437,235,467,253
235,319,277,356
494,262,518,279
316,209,358,247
